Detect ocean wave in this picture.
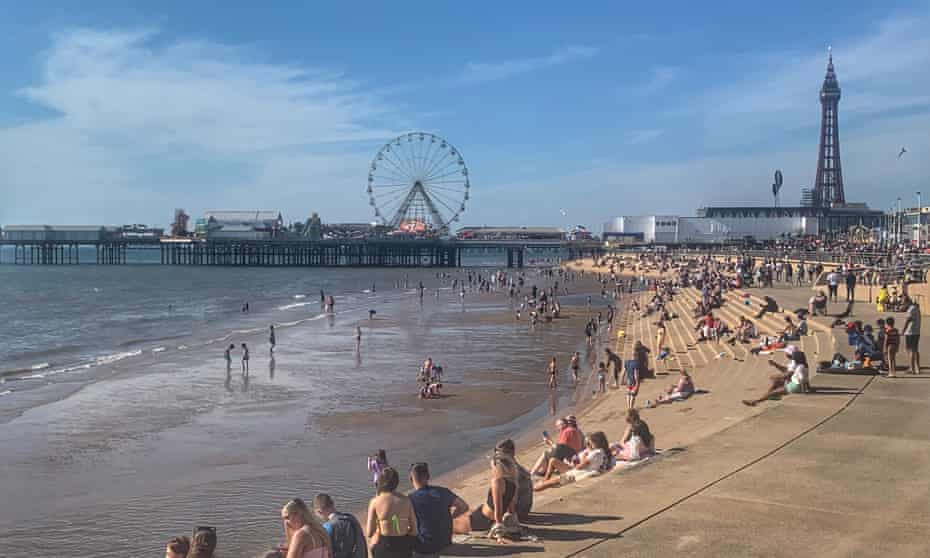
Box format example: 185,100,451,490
152,347,167,353
58,363,92,373
118,333,189,348
94,350,143,365
293,294,307,299
278,301,315,311
0,362,51,377
0,389,12,396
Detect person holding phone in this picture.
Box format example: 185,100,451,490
530,417,582,476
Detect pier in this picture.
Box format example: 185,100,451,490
0,238,603,268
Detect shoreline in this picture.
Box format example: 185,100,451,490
396,262,637,522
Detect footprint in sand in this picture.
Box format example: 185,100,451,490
677,535,701,550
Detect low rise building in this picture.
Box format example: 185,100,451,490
200,210,283,240
2,225,106,242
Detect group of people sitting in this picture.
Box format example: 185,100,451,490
693,312,730,342
728,316,758,344
165,440,540,558
527,411,657,493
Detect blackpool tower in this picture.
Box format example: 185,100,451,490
813,47,845,206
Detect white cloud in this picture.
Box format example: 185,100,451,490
626,128,664,145
459,45,599,84
1,28,401,225
632,66,678,96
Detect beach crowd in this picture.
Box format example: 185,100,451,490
169,248,921,558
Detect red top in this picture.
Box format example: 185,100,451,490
559,426,583,452
885,326,900,348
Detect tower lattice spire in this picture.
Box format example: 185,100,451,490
813,46,845,206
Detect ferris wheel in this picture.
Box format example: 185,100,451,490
367,132,470,234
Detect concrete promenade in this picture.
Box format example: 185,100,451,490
446,279,930,557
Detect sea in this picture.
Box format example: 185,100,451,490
0,248,596,558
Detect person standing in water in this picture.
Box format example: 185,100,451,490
269,325,276,354
547,357,558,390
241,343,250,374
224,344,234,372
570,352,581,386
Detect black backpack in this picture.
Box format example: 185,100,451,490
329,512,368,558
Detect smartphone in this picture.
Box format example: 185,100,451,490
542,430,550,440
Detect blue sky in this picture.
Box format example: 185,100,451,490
1,1,929,230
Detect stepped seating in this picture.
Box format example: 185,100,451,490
675,288,746,362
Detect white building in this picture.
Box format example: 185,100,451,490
603,214,818,244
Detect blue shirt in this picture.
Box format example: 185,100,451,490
408,485,455,554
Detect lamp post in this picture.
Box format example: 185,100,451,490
917,191,922,249
894,197,904,245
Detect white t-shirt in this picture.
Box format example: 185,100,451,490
577,448,607,472
904,305,921,336
827,273,840,286
790,364,808,385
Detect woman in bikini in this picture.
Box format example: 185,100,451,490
366,467,417,558
279,498,333,558
547,356,558,389
453,448,519,534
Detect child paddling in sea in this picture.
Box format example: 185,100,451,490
367,449,388,487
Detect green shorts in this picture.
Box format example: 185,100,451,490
785,381,802,394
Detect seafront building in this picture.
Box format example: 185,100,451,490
604,50,884,245
194,210,284,240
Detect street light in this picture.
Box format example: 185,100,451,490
917,191,922,248
894,197,904,245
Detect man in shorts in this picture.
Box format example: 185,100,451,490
826,270,841,302
903,300,921,374
604,348,623,388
